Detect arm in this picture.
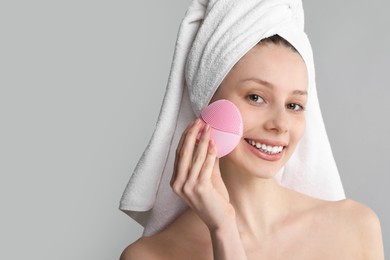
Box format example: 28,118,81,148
171,119,247,260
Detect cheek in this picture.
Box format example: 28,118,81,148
292,117,306,143
240,108,260,131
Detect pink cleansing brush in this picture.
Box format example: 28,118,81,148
198,99,243,158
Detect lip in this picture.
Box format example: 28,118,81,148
243,138,286,161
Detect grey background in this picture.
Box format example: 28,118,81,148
0,0,388,259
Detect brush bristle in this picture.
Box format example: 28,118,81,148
200,99,243,136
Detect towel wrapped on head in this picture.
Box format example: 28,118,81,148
120,0,345,236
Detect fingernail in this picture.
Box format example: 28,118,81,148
190,119,200,126
204,124,210,132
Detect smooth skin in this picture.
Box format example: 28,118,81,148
121,43,384,259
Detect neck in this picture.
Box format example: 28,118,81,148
220,161,292,239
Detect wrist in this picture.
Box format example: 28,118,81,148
208,206,237,233
209,214,247,260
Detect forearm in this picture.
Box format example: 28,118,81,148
210,219,247,260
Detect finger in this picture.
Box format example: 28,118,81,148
186,124,212,184
171,121,193,186
199,139,218,182
171,120,196,185
172,119,203,189
176,119,197,158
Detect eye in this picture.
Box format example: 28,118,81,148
287,103,305,111
248,94,265,104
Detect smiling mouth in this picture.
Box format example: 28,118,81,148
244,138,285,155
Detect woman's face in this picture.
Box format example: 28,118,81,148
211,42,308,178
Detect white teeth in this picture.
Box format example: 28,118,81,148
246,139,284,154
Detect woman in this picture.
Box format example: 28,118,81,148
120,0,384,259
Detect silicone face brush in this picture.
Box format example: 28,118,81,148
198,99,243,158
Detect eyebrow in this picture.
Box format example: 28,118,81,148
240,78,308,96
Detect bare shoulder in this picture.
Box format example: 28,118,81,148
120,210,212,260
319,198,384,259
120,236,162,260
286,189,384,259
332,199,382,232
305,197,380,226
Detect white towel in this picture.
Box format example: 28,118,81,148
120,0,345,236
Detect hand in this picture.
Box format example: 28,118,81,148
170,119,235,231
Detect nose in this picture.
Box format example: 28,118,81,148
264,107,288,134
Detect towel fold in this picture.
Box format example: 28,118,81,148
120,0,345,236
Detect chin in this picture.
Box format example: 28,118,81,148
242,161,281,179
221,146,284,179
